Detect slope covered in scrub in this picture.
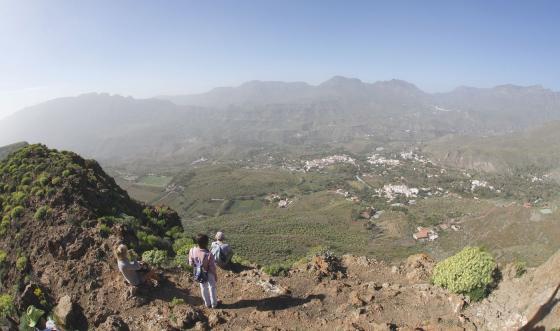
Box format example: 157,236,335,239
0,144,187,329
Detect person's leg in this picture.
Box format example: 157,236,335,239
200,282,211,307
207,273,218,308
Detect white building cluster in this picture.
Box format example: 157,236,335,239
377,184,419,200
304,155,356,171
367,154,400,166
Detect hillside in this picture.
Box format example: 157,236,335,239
426,121,560,176
0,142,28,162
0,145,557,330
0,144,184,329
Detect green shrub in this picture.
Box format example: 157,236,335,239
10,206,24,219
172,236,195,253
0,294,14,318
142,249,168,267
0,250,6,264
11,191,27,204
0,216,9,235
432,247,496,301
20,176,32,186
33,206,52,221
16,255,27,271
137,231,162,250
262,263,291,277
165,226,185,239
173,243,194,271
513,260,527,278
51,177,61,186
170,297,185,307
30,186,44,197
99,224,111,236
231,254,251,267
62,170,71,177
37,173,50,186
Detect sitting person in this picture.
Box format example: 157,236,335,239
210,231,234,269
115,244,159,289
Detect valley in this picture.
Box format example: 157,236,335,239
110,145,560,269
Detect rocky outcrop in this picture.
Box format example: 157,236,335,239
53,295,87,331
467,250,560,330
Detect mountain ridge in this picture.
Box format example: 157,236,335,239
1,77,560,168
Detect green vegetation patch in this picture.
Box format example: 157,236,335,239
142,249,168,267
184,192,369,266
16,255,27,271
33,206,52,221
0,293,14,318
432,246,497,301
137,175,172,188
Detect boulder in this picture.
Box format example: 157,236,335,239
53,295,87,330
404,253,435,282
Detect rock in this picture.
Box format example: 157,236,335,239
66,236,94,260
404,253,435,282
169,306,203,329
194,321,209,331
371,303,384,312
98,315,129,331
448,295,467,313
348,291,365,306
53,295,87,330
353,307,366,318
258,279,290,295
362,293,375,303
207,311,226,328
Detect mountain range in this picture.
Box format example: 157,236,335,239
1,76,559,168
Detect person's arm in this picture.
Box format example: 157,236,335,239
121,260,142,271
188,248,195,267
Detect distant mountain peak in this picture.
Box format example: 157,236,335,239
320,76,364,87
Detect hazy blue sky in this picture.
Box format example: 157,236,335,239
1,0,559,118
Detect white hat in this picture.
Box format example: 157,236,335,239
215,231,225,240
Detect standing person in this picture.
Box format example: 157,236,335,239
189,234,219,308
211,231,234,269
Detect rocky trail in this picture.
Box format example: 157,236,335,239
90,249,477,331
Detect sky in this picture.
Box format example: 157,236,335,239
1,0,559,118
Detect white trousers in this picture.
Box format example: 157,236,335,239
199,273,218,308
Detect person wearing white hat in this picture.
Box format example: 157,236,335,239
211,231,234,269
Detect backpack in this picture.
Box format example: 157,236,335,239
192,250,209,283
211,243,230,267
